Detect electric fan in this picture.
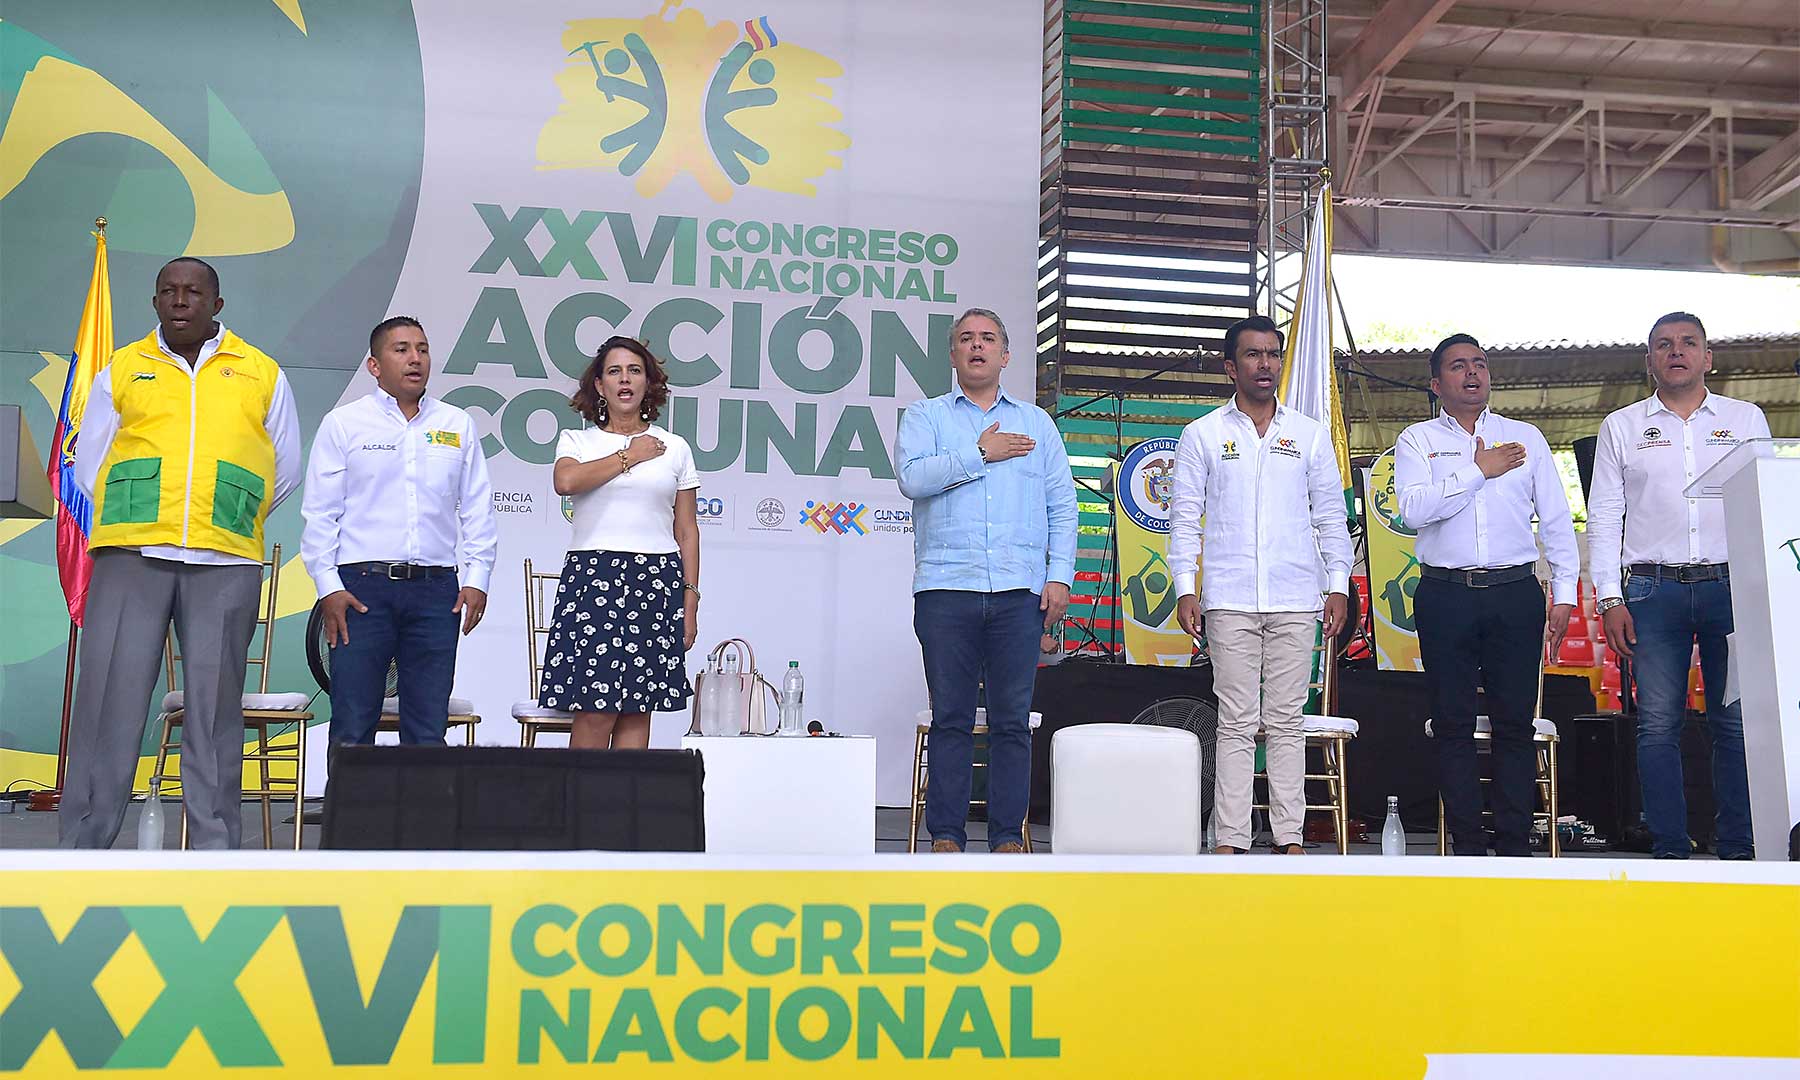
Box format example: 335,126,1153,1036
304,599,398,697
1128,695,1218,829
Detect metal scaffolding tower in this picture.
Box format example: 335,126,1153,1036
1260,0,1330,321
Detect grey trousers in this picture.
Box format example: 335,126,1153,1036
58,550,261,849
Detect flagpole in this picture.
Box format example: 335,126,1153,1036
29,623,78,813
30,215,108,813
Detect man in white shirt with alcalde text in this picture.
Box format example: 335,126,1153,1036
302,316,499,746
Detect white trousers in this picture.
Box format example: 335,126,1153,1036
1207,610,1318,849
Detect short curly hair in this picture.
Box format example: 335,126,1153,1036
570,336,671,425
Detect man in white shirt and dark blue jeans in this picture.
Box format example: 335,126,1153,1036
1586,312,1770,860
1169,315,1353,855
1395,333,1579,856
301,317,499,745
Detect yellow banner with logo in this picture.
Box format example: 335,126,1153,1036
1364,448,1424,671
2,855,1795,1078
1113,440,1195,665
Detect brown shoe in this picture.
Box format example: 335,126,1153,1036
990,841,1027,854
1275,843,1306,855
1213,845,1247,854
931,838,963,853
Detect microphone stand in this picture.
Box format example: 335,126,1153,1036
1051,348,1212,663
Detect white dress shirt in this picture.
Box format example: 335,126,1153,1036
1394,408,1579,606
301,389,499,597
74,325,302,566
1168,399,1353,614
1585,391,1771,600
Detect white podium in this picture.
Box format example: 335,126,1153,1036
680,734,877,853
1686,438,1800,859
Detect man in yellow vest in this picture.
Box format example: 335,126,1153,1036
62,257,301,849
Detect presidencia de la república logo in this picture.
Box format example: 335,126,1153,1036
537,4,849,203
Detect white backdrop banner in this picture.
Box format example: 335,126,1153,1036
306,0,1044,803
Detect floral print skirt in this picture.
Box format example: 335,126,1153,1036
538,550,692,714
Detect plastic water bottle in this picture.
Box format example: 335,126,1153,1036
1203,809,1216,852
698,657,727,736
137,781,165,850
1381,795,1406,856
779,661,805,736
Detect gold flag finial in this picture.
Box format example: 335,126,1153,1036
94,216,107,232
1318,166,1332,183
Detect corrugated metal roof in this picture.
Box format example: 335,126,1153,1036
1354,330,1800,358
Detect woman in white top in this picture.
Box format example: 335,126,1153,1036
540,336,701,749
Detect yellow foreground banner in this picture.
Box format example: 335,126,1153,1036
1,854,1795,1078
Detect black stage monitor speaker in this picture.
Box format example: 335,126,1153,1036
321,746,705,851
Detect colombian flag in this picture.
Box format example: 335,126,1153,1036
47,225,113,626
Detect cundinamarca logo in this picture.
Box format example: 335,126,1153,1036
0,900,1061,1069
537,4,849,202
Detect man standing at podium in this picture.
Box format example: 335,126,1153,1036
1396,333,1578,857
1170,315,1352,855
1587,312,1771,860
897,308,1076,853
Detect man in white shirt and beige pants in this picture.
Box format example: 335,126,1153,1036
1396,333,1579,857
1586,312,1770,860
1171,316,1352,854
301,317,499,746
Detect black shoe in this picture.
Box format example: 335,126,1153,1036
1719,851,1756,861
1653,852,1688,860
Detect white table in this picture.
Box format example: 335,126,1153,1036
680,734,877,854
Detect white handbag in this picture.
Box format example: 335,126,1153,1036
688,638,779,735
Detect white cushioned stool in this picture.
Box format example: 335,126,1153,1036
1051,723,1202,854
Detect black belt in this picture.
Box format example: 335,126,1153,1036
1420,563,1536,588
341,561,457,581
1628,562,1729,584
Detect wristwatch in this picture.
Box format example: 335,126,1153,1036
1596,597,1625,614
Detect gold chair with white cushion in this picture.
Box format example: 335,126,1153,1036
1251,628,1357,853
514,557,575,746
1426,659,1561,857
149,542,310,850
909,708,1043,852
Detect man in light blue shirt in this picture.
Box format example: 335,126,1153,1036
897,308,1077,853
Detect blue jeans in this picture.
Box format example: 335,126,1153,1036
1627,574,1751,858
914,589,1041,849
328,567,461,746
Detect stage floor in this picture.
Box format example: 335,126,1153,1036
0,800,1686,856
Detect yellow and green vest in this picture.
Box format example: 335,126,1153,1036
89,329,280,560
